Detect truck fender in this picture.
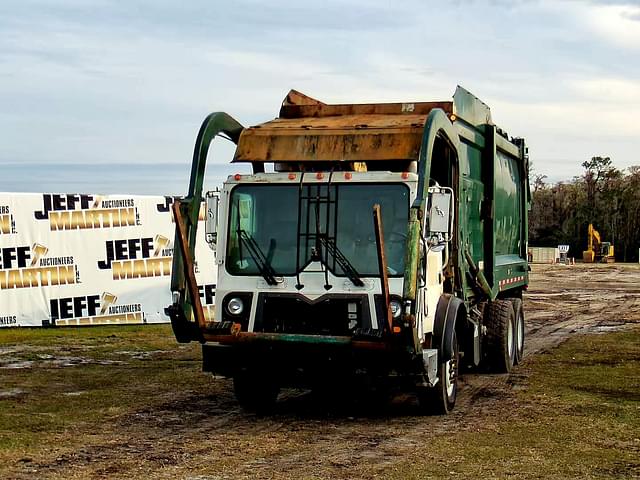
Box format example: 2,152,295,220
432,294,466,361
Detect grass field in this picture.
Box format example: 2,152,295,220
398,328,640,479
1,321,638,479
0,327,204,455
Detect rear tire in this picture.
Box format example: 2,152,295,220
233,370,280,413
508,298,525,364
484,299,516,373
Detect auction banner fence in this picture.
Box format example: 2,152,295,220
0,193,216,327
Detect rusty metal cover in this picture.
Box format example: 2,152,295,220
233,91,453,163
282,89,326,107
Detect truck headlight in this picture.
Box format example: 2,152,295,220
390,299,402,319
227,297,244,316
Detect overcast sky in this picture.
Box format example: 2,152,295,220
1,0,639,183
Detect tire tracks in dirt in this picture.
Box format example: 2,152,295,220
17,264,640,479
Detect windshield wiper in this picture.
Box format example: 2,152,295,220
238,229,279,286
318,236,364,287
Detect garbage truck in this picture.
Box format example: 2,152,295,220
166,86,530,414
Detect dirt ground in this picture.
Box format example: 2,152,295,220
1,263,639,479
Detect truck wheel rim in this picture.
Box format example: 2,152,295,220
508,317,514,357
516,313,524,352
445,358,457,398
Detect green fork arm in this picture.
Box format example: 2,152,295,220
402,108,460,352
169,112,244,342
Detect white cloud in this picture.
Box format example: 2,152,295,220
584,3,640,50
568,76,640,103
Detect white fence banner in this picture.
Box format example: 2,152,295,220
0,193,216,327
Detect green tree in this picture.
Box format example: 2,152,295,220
529,157,639,262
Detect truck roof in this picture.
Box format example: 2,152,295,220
232,86,493,167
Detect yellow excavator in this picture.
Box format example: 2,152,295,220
583,223,615,263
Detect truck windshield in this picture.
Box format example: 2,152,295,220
226,183,409,278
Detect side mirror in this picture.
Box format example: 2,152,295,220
427,190,452,236
205,191,220,250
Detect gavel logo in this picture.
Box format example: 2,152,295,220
153,235,170,257
99,292,118,315
30,243,49,267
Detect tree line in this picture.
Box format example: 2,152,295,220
529,156,640,262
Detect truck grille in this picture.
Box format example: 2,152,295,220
255,293,370,336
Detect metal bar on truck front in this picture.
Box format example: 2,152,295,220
201,332,391,351
373,204,393,333
172,199,207,331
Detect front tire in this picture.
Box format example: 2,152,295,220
419,330,459,415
